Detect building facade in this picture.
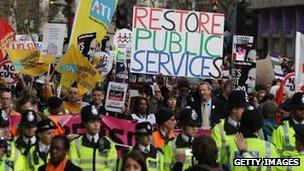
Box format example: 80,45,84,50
251,0,304,58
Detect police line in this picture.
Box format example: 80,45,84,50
9,115,211,147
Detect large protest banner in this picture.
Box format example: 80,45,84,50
0,19,15,62
12,34,42,51
231,36,256,93
55,45,103,95
10,115,211,148
69,0,117,58
6,49,48,76
105,82,128,113
295,32,304,92
130,6,224,79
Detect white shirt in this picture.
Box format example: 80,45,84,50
131,113,156,125
292,119,304,125
228,116,239,128
22,136,37,145
86,133,99,143
38,141,50,153
138,143,151,154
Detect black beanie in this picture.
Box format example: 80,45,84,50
156,107,174,125
47,96,63,110
240,106,264,137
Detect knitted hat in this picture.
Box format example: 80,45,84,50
240,106,263,137
156,107,174,125
290,92,304,109
47,96,63,110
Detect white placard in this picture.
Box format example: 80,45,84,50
105,82,128,113
130,6,224,79
41,23,66,57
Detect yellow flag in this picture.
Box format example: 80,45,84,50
56,45,103,95
39,54,56,64
69,0,117,57
6,49,48,76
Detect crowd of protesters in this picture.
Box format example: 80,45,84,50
0,71,303,171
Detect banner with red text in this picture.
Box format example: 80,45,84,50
130,6,224,79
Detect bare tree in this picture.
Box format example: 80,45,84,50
0,0,49,34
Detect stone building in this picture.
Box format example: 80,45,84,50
251,0,304,58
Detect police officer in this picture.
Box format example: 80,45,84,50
27,118,57,170
0,109,11,140
272,92,304,157
286,124,304,170
0,137,13,171
222,106,280,171
163,106,200,171
69,105,117,170
212,90,250,151
153,108,176,149
133,121,164,171
11,109,38,171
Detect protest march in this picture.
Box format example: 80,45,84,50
0,0,304,171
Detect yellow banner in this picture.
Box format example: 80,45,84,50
69,0,117,58
6,49,48,76
55,45,103,95
39,54,56,64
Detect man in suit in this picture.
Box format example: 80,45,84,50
191,81,224,128
38,135,82,171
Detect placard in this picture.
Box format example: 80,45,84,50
130,6,224,79
105,82,128,113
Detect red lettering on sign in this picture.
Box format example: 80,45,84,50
133,6,148,29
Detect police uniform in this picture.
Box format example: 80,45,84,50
11,110,38,171
212,91,250,152
0,109,11,140
272,92,304,157
121,122,164,171
69,105,117,171
221,107,280,171
0,136,13,171
152,108,175,149
27,118,57,171
282,124,304,170
163,107,199,171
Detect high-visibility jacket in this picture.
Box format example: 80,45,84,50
221,137,280,171
163,135,194,171
69,135,117,171
0,153,13,171
211,119,236,150
282,153,304,170
152,130,175,149
272,119,298,157
26,144,50,171
10,137,33,171
119,145,164,171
